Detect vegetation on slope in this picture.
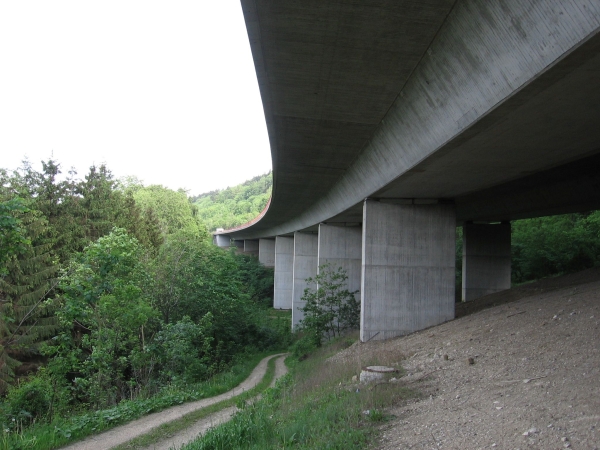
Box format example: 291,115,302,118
0,160,286,449
192,172,272,232
184,337,415,450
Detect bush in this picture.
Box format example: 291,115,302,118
298,265,360,346
2,374,52,427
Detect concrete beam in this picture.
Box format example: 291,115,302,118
317,224,362,297
258,238,275,267
292,232,318,328
274,236,294,309
462,223,511,302
361,200,455,341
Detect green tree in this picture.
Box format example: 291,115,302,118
298,264,360,346
49,228,157,407
511,211,600,283
0,209,58,393
133,185,205,236
0,198,30,275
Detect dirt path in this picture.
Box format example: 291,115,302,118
332,269,600,449
145,354,288,450
61,353,287,450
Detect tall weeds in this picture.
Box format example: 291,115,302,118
186,336,416,450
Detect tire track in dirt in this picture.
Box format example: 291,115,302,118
60,353,287,450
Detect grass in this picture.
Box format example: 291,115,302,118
113,354,280,449
0,351,281,450
183,335,417,450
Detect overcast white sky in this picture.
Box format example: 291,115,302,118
0,1,271,196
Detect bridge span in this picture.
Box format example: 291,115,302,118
215,0,600,341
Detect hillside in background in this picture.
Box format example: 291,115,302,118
192,172,272,232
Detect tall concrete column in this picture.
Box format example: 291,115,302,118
233,240,244,253
214,234,231,248
243,239,259,256
292,232,318,328
258,238,275,267
361,200,456,342
274,236,294,309
317,224,362,297
462,222,511,302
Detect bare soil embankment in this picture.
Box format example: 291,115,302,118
334,269,600,449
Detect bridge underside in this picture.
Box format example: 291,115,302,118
221,0,600,340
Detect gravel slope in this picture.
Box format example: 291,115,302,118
333,269,600,449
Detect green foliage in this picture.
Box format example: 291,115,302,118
132,185,205,237
153,315,215,384
48,228,157,408
511,211,600,283
192,172,272,231
0,209,59,393
0,198,31,275
2,371,53,427
1,160,283,445
0,353,275,450
3,159,164,264
185,343,412,450
298,265,360,347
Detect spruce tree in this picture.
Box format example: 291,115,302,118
0,209,59,392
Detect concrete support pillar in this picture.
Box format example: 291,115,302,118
361,200,456,342
292,232,318,328
243,239,259,256
274,236,294,309
317,224,362,297
233,240,244,253
214,234,231,248
258,238,275,267
462,222,511,302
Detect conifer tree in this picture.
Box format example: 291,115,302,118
0,209,59,392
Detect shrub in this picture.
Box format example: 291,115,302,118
298,264,360,346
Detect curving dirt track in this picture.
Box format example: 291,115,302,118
60,353,287,450
145,354,288,450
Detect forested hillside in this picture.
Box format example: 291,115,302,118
0,159,283,447
192,172,272,231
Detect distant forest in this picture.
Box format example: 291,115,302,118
192,172,272,232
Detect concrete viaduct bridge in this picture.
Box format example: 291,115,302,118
215,0,600,342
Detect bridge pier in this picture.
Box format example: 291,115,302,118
233,240,244,253
274,236,294,309
258,238,275,267
360,200,455,342
214,234,231,248
317,223,362,299
292,232,318,328
243,239,259,256
462,222,511,302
